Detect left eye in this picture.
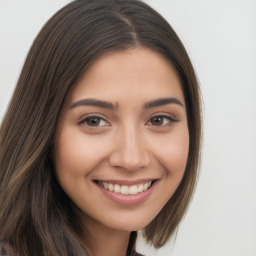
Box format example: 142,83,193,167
80,116,110,127
147,115,177,126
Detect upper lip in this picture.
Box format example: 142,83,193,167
94,179,158,186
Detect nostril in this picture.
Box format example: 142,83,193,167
108,152,149,171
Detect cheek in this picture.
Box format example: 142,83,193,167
149,128,189,210
54,127,109,179
153,128,189,178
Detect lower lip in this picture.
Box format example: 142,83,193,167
95,181,157,206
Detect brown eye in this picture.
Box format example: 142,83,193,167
79,116,110,127
147,115,178,127
86,117,101,126
151,116,164,126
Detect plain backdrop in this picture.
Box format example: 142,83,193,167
0,0,255,255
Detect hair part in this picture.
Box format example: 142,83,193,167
0,0,202,255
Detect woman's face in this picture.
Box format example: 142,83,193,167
54,48,189,232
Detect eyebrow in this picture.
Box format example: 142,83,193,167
70,97,184,110
70,98,117,110
143,97,184,108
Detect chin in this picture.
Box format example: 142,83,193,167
102,212,156,232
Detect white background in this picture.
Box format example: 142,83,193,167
0,1,255,256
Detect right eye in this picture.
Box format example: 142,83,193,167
146,114,178,127
79,116,110,127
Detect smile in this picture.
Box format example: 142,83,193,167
95,179,158,205
97,181,152,195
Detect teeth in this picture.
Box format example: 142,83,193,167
143,183,149,191
121,185,129,195
98,181,153,195
103,182,109,189
129,185,138,195
108,183,114,192
143,181,152,191
138,184,143,193
114,184,120,193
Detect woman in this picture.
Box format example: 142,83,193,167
0,0,202,255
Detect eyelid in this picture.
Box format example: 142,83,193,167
145,113,179,126
78,113,111,127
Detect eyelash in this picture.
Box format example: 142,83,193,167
146,114,178,126
78,114,178,128
78,114,110,128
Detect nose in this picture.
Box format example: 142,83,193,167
109,126,150,171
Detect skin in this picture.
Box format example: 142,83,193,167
54,47,189,256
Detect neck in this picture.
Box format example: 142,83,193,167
81,217,131,256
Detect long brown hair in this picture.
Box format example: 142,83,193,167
0,0,202,255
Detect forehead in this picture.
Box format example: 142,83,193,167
70,47,184,105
